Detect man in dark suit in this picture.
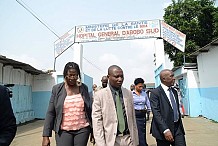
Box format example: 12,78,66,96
150,69,186,146
0,85,17,146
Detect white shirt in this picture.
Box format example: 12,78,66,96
161,83,177,109
161,83,178,134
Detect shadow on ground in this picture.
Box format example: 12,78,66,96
16,119,44,135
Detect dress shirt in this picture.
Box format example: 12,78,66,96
161,83,179,134
109,84,129,134
161,83,177,109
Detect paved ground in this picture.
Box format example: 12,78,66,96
11,116,218,146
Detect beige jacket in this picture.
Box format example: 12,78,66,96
92,86,139,146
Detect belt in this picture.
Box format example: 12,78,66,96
135,109,147,112
117,131,130,136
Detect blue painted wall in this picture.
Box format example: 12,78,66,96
83,73,93,93
186,88,201,117
32,91,52,119
200,87,218,122
31,73,93,119
10,85,34,124
186,87,218,122
154,64,163,87
57,75,64,84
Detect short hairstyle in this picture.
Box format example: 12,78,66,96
63,62,81,79
101,76,108,81
160,69,172,82
108,65,122,75
134,78,144,85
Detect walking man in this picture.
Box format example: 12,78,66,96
92,65,139,146
150,69,186,146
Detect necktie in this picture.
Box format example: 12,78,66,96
168,87,179,122
115,91,125,133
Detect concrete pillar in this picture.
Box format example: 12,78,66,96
72,43,83,74
154,39,165,69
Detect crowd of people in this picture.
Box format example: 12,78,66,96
0,61,186,146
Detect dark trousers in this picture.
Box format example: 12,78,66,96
156,122,186,146
55,126,91,146
135,110,148,146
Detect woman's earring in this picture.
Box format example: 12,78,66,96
77,77,82,86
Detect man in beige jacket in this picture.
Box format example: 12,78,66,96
92,65,139,146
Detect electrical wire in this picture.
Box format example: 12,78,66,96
15,0,104,74
16,0,60,39
83,57,106,74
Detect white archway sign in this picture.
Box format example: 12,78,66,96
53,19,186,71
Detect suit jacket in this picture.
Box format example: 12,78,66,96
43,82,92,137
92,86,139,146
150,85,185,140
0,85,17,145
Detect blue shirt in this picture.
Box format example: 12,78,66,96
132,90,151,111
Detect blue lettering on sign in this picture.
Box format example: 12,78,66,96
112,27,116,30
133,25,138,28
82,20,157,34
117,25,133,29
91,28,96,31
86,28,90,32
163,28,183,47
112,23,118,27
131,20,147,25
97,28,102,31
55,37,74,54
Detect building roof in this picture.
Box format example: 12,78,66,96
189,38,218,56
145,83,155,88
0,55,45,75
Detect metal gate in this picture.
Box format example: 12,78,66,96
178,78,189,115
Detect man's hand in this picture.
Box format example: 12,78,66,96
42,137,50,146
164,130,174,142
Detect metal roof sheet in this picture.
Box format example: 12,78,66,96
189,38,218,56
0,55,45,75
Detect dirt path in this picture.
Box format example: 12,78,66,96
11,117,218,146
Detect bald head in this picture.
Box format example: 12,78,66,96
160,69,175,87
101,76,108,81
107,65,124,89
101,76,108,88
92,84,97,91
108,65,122,75
160,69,171,81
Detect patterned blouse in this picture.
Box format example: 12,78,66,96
61,94,89,131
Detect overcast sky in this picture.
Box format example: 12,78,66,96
1,0,173,88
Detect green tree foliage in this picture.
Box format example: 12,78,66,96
163,0,218,67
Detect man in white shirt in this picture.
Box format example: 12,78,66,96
149,69,186,146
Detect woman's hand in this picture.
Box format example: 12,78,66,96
42,136,50,146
